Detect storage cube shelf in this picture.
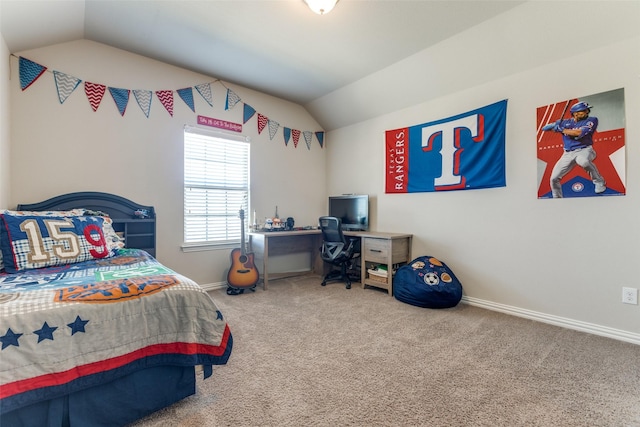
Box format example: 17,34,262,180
112,218,156,257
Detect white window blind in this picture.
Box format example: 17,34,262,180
184,127,250,246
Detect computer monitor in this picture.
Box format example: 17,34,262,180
328,195,369,231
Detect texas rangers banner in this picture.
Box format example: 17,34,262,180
386,100,507,193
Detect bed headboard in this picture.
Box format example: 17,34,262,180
17,191,156,257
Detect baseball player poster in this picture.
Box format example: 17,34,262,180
536,88,626,199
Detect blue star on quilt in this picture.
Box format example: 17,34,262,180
216,310,223,320
67,315,89,335
34,322,58,343
1,328,23,350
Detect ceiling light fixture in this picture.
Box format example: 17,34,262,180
304,0,339,15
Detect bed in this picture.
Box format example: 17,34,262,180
0,192,233,427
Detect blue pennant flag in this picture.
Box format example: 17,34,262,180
177,87,195,112
243,104,256,124
19,57,47,91
316,131,324,148
283,127,291,146
108,87,130,116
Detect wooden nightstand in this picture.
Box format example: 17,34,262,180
359,232,412,296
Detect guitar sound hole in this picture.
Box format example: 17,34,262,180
239,255,248,263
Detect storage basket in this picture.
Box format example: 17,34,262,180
367,269,388,283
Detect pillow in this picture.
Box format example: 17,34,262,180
101,216,125,251
1,208,125,254
0,213,114,273
1,209,86,217
0,209,86,272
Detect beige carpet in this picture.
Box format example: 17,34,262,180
131,275,640,427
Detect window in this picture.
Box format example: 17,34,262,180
183,126,250,249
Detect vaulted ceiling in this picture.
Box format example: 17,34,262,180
1,0,524,129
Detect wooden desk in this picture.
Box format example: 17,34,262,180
248,229,412,293
248,230,324,290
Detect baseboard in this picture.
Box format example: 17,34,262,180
199,282,639,345
462,296,640,346
200,282,227,292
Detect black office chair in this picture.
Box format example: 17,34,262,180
319,216,361,289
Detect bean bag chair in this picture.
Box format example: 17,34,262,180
394,256,463,308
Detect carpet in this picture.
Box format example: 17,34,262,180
131,275,640,426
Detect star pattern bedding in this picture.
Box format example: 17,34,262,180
0,248,233,415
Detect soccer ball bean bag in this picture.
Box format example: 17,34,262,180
394,256,463,308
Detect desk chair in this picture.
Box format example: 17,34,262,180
319,216,361,289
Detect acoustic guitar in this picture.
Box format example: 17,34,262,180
226,209,259,294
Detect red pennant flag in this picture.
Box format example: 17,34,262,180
292,129,301,148
85,82,106,112
156,90,174,117
257,114,268,134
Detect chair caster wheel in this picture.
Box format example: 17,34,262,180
321,281,327,286
346,283,351,289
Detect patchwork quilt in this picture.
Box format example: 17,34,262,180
0,249,233,414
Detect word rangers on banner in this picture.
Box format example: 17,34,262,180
197,115,242,133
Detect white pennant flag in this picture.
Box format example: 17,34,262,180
53,71,81,104
268,120,279,140
225,88,241,110
133,90,153,118
195,83,213,107
303,131,313,150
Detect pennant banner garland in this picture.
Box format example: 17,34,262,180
16,55,325,149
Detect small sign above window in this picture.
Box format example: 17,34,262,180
197,115,242,133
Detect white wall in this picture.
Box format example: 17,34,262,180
326,5,640,340
8,40,327,285
0,32,10,208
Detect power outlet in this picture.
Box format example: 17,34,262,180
622,287,638,305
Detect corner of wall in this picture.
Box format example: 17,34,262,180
0,33,11,208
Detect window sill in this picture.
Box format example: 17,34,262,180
181,242,237,253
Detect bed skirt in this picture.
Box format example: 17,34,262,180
2,365,196,427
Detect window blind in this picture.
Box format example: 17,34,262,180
184,128,250,246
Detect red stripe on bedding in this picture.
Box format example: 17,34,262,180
0,325,231,399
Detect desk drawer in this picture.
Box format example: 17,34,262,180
363,238,389,262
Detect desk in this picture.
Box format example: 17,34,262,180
248,230,412,294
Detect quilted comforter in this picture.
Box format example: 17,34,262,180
0,249,232,414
